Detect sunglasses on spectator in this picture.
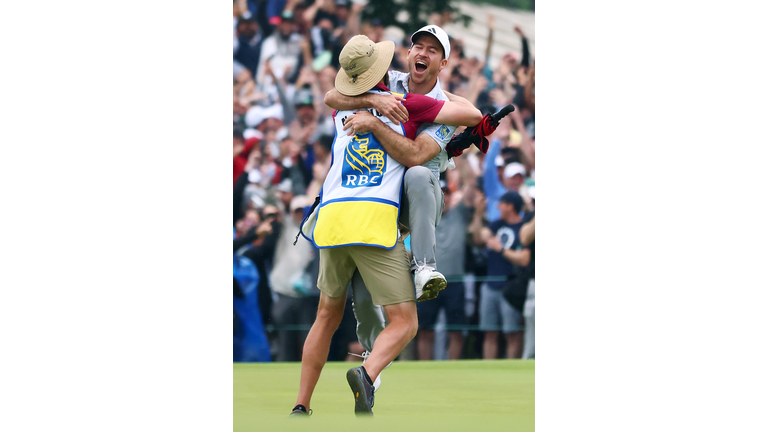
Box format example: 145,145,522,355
263,213,278,219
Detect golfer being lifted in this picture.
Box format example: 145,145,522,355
325,24,487,393
290,34,481,417
326,25,479,301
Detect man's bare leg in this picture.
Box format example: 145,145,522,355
483,331,499,359
359,300,418,381
417,330,434,360
447,332,464,360
505,331,523,359
295,292,346,409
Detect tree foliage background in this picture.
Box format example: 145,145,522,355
361,0,533,41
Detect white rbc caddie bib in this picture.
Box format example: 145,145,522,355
305,89,407,249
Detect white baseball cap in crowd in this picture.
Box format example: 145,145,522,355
243,128,264,140
503,162,527,179
275,126,290,142
410,25,451,59
276,178,293,193
290,195,309,212
250,194,265,208
264,104,284,121
244,105,265,128
244,103,284,128
247,169,262,184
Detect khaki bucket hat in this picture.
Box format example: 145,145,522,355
335,35,395,96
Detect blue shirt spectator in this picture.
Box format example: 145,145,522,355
483,138,528,221
483,138,505,221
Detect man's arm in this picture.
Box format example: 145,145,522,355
486,235,531,266
464,73,489,107
342,111,440,167
345,1,364,42
324,88,408,124
400,92,481,130
509,107,535,170
471,222,492,247
524,64,535,113
468,193,491,245
305,156,330,198
242,220,281,261
484,14,495,63
432,98,482,127
326,87,480,129
453,154,477,190
337,92,481,165
233,221,275,251
483,138,503,197
265,60,297,125
303,0,324,26
519,216,535,246
501,248,531,267
515,26,530,68
440,91,482,127
519,136,535,170
255,38,276,87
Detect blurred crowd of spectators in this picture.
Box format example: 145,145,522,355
233,0,535,362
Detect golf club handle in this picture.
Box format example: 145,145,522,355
491,104,515,123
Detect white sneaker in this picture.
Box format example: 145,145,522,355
414,267,447,302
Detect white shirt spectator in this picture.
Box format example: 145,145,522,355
256,33,303,96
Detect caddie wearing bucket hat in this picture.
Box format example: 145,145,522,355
291,34,484,418
334,35,395,96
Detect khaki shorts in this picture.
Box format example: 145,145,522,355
317,240,415,306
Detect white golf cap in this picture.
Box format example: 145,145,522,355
503,162,527,179
243,128,264,140
290,195,309,212
244,105,265,128
275,126,289,142
244,103,284,128
410,25,450,59
247,169,262,184
276,178,293,193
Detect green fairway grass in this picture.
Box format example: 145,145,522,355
234,359,534,432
